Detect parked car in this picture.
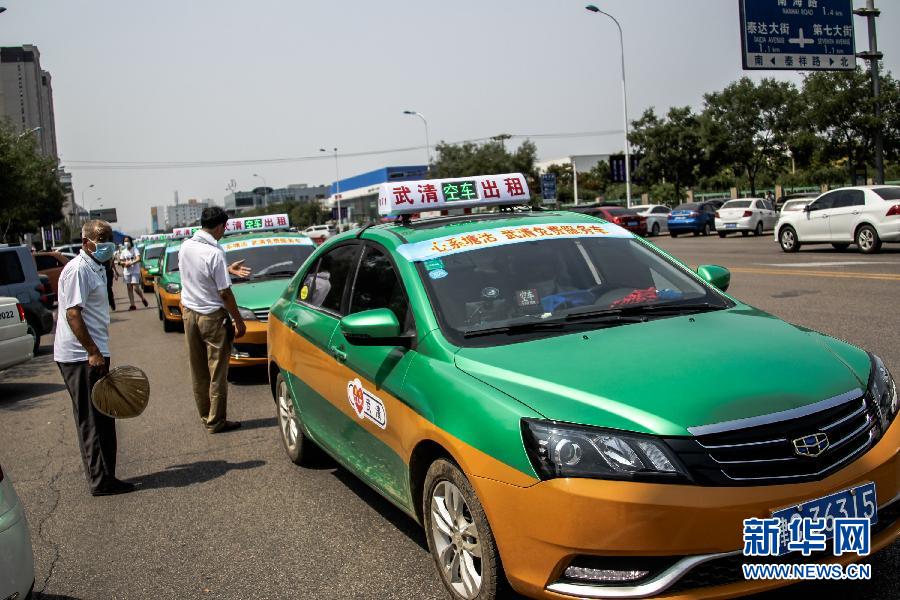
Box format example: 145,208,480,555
0,296,33,371
775,192,819,212
779,198,814,213
715,198,778,237
0,245,54,353
776,185,900,254
667,201,719,237
632,204,671,236
302,224,335,244
0,462,36,600
33,250,70,296
572,206,647,235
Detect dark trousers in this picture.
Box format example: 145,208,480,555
57,358,117,492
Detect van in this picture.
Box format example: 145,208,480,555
0,245,55,353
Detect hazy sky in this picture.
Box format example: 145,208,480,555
2,0,898,233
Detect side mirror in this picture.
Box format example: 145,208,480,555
340,308,405,346
803,204,811,213
697,264,731,292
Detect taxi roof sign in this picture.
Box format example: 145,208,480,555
171,213,290,238
378,173,530,217
139,233,171,242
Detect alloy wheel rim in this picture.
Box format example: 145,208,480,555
277,380,299,451
859,229,873,250
782,230,794,248
431,480,483,599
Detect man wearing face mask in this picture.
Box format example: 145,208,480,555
54,220,136,496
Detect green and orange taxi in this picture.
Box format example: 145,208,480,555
157,215,316,367
266,173,899,600
138,235,171,292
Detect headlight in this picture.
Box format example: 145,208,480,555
521,419,689,482
237,307,257,321
164,282,181,294
868,353,898,433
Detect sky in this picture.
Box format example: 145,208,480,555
2,0,898,234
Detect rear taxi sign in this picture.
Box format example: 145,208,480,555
378,173,530,216
139,233,172,242
171,213,290,237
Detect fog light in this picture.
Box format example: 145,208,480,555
563,566,649,582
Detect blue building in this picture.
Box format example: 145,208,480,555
329,165,427,223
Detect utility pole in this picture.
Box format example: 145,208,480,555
855,0,884,184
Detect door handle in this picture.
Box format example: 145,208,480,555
330,345,347,362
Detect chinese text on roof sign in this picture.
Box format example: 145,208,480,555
378,173,530,216
740,0,855,71
139,233,171,242
172,213,290,237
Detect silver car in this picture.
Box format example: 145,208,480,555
0,463,35,600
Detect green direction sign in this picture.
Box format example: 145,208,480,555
442,180,478,202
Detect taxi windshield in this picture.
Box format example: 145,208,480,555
418,235,731,346
144,245,165,260
224,241,314,281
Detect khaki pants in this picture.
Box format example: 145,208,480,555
183,307,231,431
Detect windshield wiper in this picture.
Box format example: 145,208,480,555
565,301,725,321
462,314,648,338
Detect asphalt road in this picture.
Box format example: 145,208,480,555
0,233,898,600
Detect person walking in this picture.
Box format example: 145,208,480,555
54,220,136,496
118,236,148,311
179,207,250,433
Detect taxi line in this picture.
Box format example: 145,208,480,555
727,266,900,282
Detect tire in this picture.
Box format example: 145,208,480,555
651,222,660,236
670,232,679,238
855,225,882,254
718,232,727,238
275,372,312,465
701,223,711,236
754,221,764,236
424,459,506,600
163,317,179,332
779,226,801,252
26,322,40,354
157,296,164,321
831,243,851,251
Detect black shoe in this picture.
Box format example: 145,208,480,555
208,420,241,434
92,479,138,496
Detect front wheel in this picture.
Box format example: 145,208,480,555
162,317,179,332
856,225,882,254
651,222,660,236
424,459,506,600
779,226,801,252
275,372,312,465
26,322,40,354
701,223,711,236
670,231,679,238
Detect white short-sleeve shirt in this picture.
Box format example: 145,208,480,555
179,230,232,314
119,246,141,277
53,253,111,363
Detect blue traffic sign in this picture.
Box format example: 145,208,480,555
540,173,557,203
740,0,856,70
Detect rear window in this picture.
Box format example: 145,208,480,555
721,200,752,209
0,251,26,285
674,203,698,211
873,187,900,201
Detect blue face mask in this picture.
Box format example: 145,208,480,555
89,241,117,263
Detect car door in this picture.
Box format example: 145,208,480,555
701,203,716,229
827,189,865,242
326,242,419,505
799,191,838,241
654,206,670,231
282,243,362,453
758,200,776,229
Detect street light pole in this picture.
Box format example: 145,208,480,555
855,0,884,184
80,184,95,227
320,148,341,230
252,173,268,207
403,110,431,172
586,5,632,208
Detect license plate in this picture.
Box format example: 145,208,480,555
770,482,877,555
0,308,16,322
672,217,686,221
627,221,638,226
726,223,737,229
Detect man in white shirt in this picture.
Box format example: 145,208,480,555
54,220,136,496
180,207,250,433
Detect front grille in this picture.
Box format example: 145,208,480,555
667,392,881,486
253,309,269,322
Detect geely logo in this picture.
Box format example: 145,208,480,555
792,433,830,458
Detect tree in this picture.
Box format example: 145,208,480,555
629,106,705,201
0,122,64,242
702,77,801,195
430,138,538,192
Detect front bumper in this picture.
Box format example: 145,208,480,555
230,320,267,367
140,268,155,289
157,288,183,322
475,416,900,599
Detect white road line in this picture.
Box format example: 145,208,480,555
755,262,895,268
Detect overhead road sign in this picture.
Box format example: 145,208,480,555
739,0,855,71
378,173,531,216
89,208,118,222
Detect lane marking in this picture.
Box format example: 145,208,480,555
755,261,895,268
729,267,900,282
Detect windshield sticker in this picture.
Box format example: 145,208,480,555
221,236,314,251
515,289,541,307
347,379,387,429
428,268,448,280
423,258,445,271
397,222,632,262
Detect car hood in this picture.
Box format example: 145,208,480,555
232,277,292,310
454,306,870,437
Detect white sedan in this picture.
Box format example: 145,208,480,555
776,185,900,253
715,198,777,237
631,204,670,236
0,297,33,371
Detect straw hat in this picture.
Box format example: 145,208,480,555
91,365,150,418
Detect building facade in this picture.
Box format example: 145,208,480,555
0,45,58,159
166,199,209,228
224,183,329,213
326,166,427,223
